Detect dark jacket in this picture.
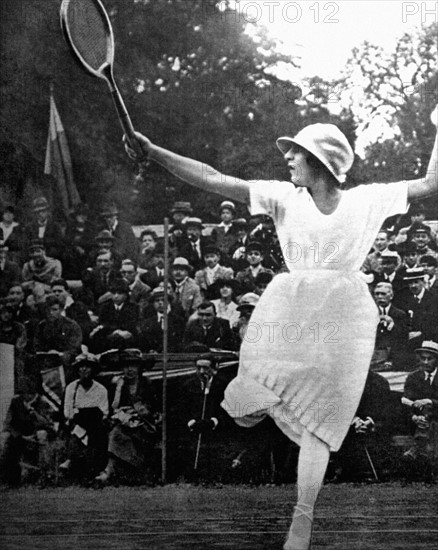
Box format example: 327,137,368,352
183,317,237,351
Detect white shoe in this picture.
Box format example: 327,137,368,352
284,504,313,550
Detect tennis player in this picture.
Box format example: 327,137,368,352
125,108,437,549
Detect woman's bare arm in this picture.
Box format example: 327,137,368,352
126,132,250,204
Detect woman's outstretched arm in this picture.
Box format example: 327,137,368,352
406,105,438,201
125,132,250,204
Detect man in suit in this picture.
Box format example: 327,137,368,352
138,286,186,353
89,279,139,353
235,240,275,295
82,250,122,308
194,243,234,298
229,218,250,272
402,340,438,467
178,218,210,272
420,254,438,296
139,242,165,290
170,257,202,317
22,239,62,290
211,201,239,266
361,229,391,274
23,197,64,260
372,282,411,370
372,250,405,296
99,202,139,262
183,300,237,351
119,258,151,316
408,222,437,260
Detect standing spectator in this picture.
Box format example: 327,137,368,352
33,295,82,366
361,229,391,274
235,241,274,294
0,206,23,265
99,202,139,262
179,217,210,272
211,201,238,265
82,250,121,307
24,197,64,260
120,259,151,314
183,301,237,351
0,240,22,297
60,354,108,477
194,243,233,297
95,349,159,483
402,341,438,473
138,286,185,353
22,239,62,290
62,203,95,280
137,229,159,271
170,257,202,317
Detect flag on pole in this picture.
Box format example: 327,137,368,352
44,86,80,215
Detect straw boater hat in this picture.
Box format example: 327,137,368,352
276,124,354,184
171,257,193,272
183,217,204,229
170,201,192,215
403,267,426,281
73,353,100,372
380,250,401,263
219,200,235,213
415,341,438,356
237,292,260,311
33,197,50,212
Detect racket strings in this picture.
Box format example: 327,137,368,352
67,0,110,70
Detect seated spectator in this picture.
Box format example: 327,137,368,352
179,217,210,272
229,218,250,272
86,229,123,271
208,278,240,327
120,259,151,313
194,243,233,297
372,282,410,370
248,214,283,271
50,279,94,344
95,349,159,484
170,257,202,317
361,229,391,274
62,203,96,280
22,239,62,290
60,354,108,478
233,293,260,342
137,229,159,271
402,341,438,475
396,240,420,287
254,271,274,296
394,202,429,245
0,301,27,352
82,250,122,307
0,239,22,297
372,250,404,294
138,286,185,353
33,295,82,366
99,201,139,262
0,206,23,265
139,242,165,290
0,374,58,486
89,279,139,353
235,241,274,295
407,222,437,259
168,201,191,255
419,254,438,295
7,283,40,325
210,201,238,265
23,197,64,260
183,300,237,351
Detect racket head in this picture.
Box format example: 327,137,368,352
60,0,115,80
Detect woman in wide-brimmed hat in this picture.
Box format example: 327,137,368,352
125,106,438,549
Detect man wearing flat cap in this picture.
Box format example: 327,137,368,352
178,217,210,272
407,222,437,260
98,201,139,262
22,239,62,290
402,341,438,472
24,197,64,260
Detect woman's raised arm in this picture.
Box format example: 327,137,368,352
125,132,250,204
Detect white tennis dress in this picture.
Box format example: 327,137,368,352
222,180,408,451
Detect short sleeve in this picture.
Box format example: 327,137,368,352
358,180,409,219
249,180,296,219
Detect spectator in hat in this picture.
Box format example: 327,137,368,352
419,254,438,295
82,250,122,308
95,349,159,484
137,229,159,271
396,240,420,282
138,286,185,352
211,201,239,265
90,279,139,353
86,229,123,271
33,295,82,366
0,374,58,486
372,249,404,295
235,241,274,294
229,218,250,272
99,201,139,262
139,242,165,290
248,214,283,272
402,340,438,472
183,300,237,351
24,197,64,260
208,278,240,327
233,292,260,342
361,229,391,274
194,243,234,297
395,203,437,245
60,354,108,477
372,282,411,370
179,217,210,271
169,201,192,249
0,240,22,297
0,206,24,265
62,203,96,280
22,239,62,291
407,222,437,259
254,271,274,296
170,257,202,317
119,259,151,314
394,268,438,349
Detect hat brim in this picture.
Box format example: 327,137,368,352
415,347,438,356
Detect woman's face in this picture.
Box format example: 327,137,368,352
283,145,312,187
2,210,14,223
219,285,233,299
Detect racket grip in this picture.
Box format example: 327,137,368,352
110,88,147,161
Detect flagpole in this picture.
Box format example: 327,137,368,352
161,217,170,484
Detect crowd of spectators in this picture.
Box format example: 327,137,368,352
0,196,437,485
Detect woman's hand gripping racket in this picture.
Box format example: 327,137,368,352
60,0,147,161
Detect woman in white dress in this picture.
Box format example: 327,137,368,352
125,109,438,550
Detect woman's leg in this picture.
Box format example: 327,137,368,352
284,428,330,550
